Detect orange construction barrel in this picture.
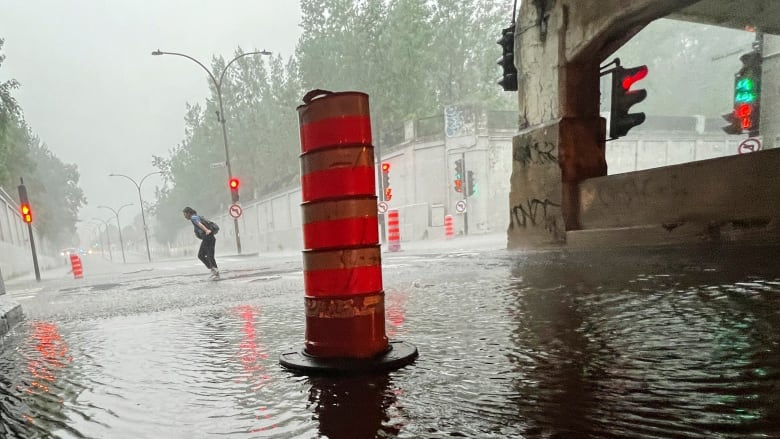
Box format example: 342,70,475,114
280,90,417,374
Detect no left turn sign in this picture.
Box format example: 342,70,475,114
738,138,761,154
229,204,243,219
377,201,388,214
455,200,467,213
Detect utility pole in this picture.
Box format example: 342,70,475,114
461,152,469,235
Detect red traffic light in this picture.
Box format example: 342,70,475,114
381,162,390,172
621,65,648,91
229,178,239,189
21,203,32,223
735,103,755,129
454,179,463,192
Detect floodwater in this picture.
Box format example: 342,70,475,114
1,244,779,438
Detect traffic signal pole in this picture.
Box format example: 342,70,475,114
461,152,469,236
18,178,40,282
25,222,41,281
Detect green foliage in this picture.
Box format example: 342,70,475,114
0,37,25,187
0,38,85,248
295,0,514,132
25,140,87,246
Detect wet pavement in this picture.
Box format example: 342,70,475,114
1,235,779,438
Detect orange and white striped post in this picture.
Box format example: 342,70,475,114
387,209,401,252
444,214,454,240
69,253,83,279
280,90,417,374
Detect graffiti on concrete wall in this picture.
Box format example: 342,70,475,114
513,140,557,167
444,105,475,137
511,198,561,232
508,133,563,242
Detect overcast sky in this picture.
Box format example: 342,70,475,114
0,0,301,232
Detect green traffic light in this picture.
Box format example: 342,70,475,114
735,78,757,103
736,78,754,91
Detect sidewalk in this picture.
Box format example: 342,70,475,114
0,295,22,340
0,265,22,339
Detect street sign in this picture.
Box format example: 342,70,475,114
229,204,243,219
738,137,761,154
455,200,467,213
377,201,388,214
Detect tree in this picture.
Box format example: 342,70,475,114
25,139,87,247
0,37,29,188
429,0,512,107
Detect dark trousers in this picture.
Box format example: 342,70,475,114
198,234,217,269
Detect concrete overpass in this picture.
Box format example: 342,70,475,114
508,0,780,249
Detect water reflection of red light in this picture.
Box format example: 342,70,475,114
386,291,409,338
25,321,72,396
233,305,274,433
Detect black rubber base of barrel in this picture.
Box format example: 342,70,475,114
279,340,418,375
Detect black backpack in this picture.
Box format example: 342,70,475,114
201,218,220,235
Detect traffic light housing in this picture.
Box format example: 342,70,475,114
466,170,477,197
721,111,742,135
229,178,240,203
497,24,518,91
381,163,391,201
723,50,762,136
18,182,32,223
381,163,390,188
609,64,648,139
454,159,464,192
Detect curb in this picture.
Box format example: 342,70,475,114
221,252,261,258
0,298,24,339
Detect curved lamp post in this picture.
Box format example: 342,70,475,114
92,217,113,261
98,203,133,263
109,172,162,262
151,48,272,255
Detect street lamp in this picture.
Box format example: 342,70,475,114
98,204,133,263
92,217,113,261
109,172,162,262
152,48,272,254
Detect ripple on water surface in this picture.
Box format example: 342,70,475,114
0,246,779,438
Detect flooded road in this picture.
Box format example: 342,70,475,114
1,241,779,438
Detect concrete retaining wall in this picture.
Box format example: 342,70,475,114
575,148,780,246
0,187,62,279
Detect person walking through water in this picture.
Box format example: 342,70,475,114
183,207,219,279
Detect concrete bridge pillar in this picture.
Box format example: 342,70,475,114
507,0,698,249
